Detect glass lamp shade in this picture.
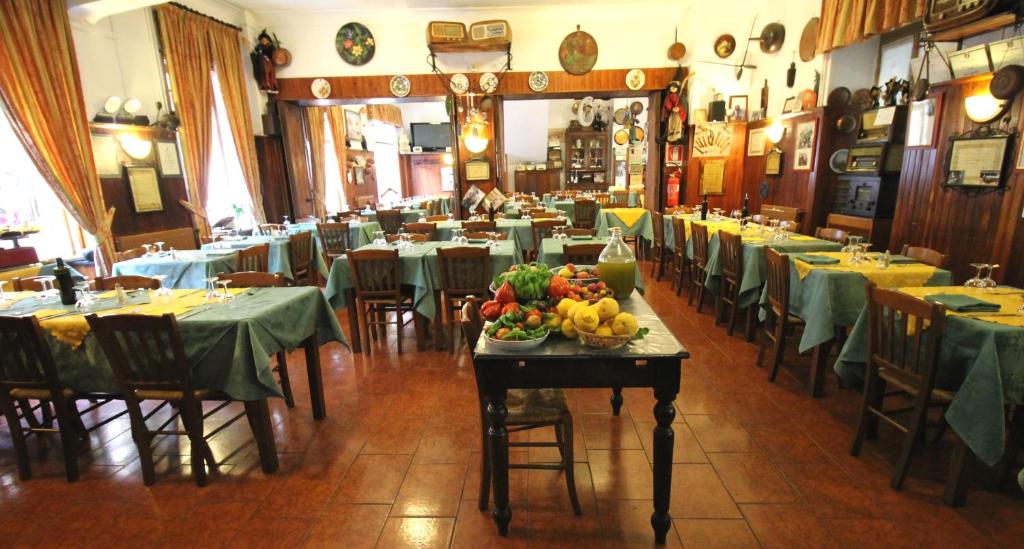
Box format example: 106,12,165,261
463,123,489,153
118,134,153,160
964,93,1005,123
765,120,786,144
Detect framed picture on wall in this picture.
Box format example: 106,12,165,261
1017,136,1024,171
728,95,748,121
155,141,181,176
945,134,1012,187
747,128,766,156
793,120,817,171
765,150,783,176
344,108,363,148
126,166,163,213
906,93,942,148
782,97,798,114
699,159,726,195
91,134,121,177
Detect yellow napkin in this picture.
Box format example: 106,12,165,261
898,286,1024,328
794,252,938,288
789,235,818,241
604,208,647,229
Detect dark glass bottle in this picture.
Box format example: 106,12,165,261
700,194,709,221
741,193,750,218
54,258,76,305
488,203,495,222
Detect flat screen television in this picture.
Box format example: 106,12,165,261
411,122,451,152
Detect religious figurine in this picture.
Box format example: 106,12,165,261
250,30,279,94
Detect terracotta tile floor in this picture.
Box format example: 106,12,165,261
1,261,1022,548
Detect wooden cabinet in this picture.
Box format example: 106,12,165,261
400,153,447,197
514,168,561,195
564,125,611,191
255,135,293,224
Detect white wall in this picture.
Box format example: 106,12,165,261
396,100,448,137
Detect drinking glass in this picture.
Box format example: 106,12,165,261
447,213,454,222
217,280,233,302
282,215,291,226
418,214,427,222
981,264,999,289
372,230,387,246
143,243,154,256
0,280,11,306
205,277,220,300
37,276,57,300
964,264,986,288
154,241,165,254
485,232,498,249
74,279,97,312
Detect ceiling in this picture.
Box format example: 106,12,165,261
231,0,654,10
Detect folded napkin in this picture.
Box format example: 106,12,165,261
793,254,840,265
887,254,920,264
924,293,1001,312
571,235,592,240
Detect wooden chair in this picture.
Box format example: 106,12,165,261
11,276,50,292
386,233,429,243
402,222,439,241
115,247,147,262
237,243,269,272
376,209,404,235
425,214,449,222
761,204,804,233
288,231,314,286
116,227,198,251
758,248,806,383
573,199,598,230
0,316,90,482
530,219,564,261
317,222,351,268
751,214,766,225
216,272,295,408
563,228,595,237
688,223,711,312
612,189,630,206
437,247,492,352
465,231,508,240
462,220,496,232
86,313,275,486
531,211,558,219
348,249,417,354
715,231,753,338
259,223,286,235
664,206,690,215
94,275,161,290
670,217,690,296
900,245,949,268
563,243,605,266
650,211,667,281
850,284,955,491
460,297,581,516
814,226,848,243
523,207,546,218
594,192,612,207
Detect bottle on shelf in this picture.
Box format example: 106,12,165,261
54,258,77,305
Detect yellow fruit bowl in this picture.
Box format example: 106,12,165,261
576,329,636,350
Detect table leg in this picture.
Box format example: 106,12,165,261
302,334,326,420
243,399,279,473
433,289,446,351
345,288,362,353
809,338,834,398
943,438,973,507
414,312,429,352
487,391,512,536
611,387,623,416
651,388,677,544
988,405,1024,489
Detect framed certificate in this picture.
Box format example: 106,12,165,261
765,150,783,176
906,93,942,148
944,134,1012,188
465,159,491,180
699,159,725,195
91,134,121,177
126,166,163,212
948,44,991,79
156,141,181,176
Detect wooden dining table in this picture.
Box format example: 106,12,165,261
472,296,688,542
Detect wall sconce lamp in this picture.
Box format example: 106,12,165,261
964,92,1006,124
765,119,786,145
118,133,153,160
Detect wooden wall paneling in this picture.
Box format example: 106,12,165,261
278,101,315,218
346,149,378,209
684,122,747,212
514,169,561,195
646,90,663,210
401,153,445,196
455,94,498,212
255,135,293,223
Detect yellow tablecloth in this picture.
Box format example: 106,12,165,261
677,218,745,241
794,252,938,288
604,208,647,228
0,264,43,284
898,286,1024,328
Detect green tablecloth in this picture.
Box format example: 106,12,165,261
424,241,523,292
364,209,428,224
324,242,441,318
535,237,645,294
3,287,346,401
835,288,1024,469
596,209,654,241
113,250,237,289
200,235,329,279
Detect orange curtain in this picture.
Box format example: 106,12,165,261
304,107,328,219
156,4,214,238
326,106,349,207
365,104,403,127
208,23,267,224
0,0,116,273
818,0,925,53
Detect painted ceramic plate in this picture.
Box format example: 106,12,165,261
479,72,499,93
613,129,629,145
450,73,470,94
559,28,598,75
577,97,595,127
714,34,736,58
336,22,375,66
311,78,331,99
528,71,548,92
389,75,410,97
625,69,645,90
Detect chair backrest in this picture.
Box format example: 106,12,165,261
460,296,484,353
652,211,665,246
376,209,404,234
691,222,710,267
751,214,765,225
217,271,286,287
815,226,848,244
465,231,508,240
664,206,691,215
288,231,313,282
531,219,564,248
348,248,402,299
95,275,161,290
594,192,612,207
386,233,429,243
900,245,949,268
764,247,791,319
563,228,595,237
531,211,558,219
718,231,743,284
237,243,269,272
0,247,39,269
402,222,438,240
524,207,546,217
86,313,196,401
115,247,147,262
438,246,491,296
760,204,804,233
425,215,449,222
462,220,496,232
259,223,286,235
116,227,197,251
0,315,63,397
573,199,598,229
865,284,946,393
11,276,49,292
317,222,351,257
563,243,605,265
612,189,629,204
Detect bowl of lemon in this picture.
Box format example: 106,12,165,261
555,296,643,350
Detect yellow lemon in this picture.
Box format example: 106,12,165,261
567,301,587,323
594,325,614,337
574,306,600,333
561,318,578,338
558,267,573,278
557,298,576,318
611,312,639,336
544,313,563,330
594,297,619,322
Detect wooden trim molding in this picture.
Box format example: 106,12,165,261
277,67,685,101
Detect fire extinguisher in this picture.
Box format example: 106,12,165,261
666,169,681,207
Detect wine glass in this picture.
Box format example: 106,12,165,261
0,280,11,307
981,264,999,290
153,274,172,298
37,276,57,300
74,279,96,312
142,243,154,256
282,215,291,226
372,230,387,246
204,277,220,300
216,280,233,302
446,213,454,222
154,241,165,254
964,263,986,288
485,232,498,249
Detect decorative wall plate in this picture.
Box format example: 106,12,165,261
577,97,595,127
479,72,499,93
528,71,548,92
335,22,375,66
714,34,736,58
559,25,598,75
614,129,629,145
389,75,410,97
450,73,470,94
625,69,646,90
311,78,331,99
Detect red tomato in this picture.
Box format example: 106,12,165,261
501,302,521,316
481,300,502,321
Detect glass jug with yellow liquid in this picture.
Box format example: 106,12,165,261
597,227,636,298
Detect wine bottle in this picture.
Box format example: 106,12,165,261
741,193,750,218
53,258,76,305
700,194,709,221
488,203,495,223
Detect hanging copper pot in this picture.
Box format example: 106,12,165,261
272,47,292,66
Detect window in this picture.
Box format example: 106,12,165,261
365,121,401,205
0,106,86,260
877,33,916,88
204,72,254,230
323,113,347,212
